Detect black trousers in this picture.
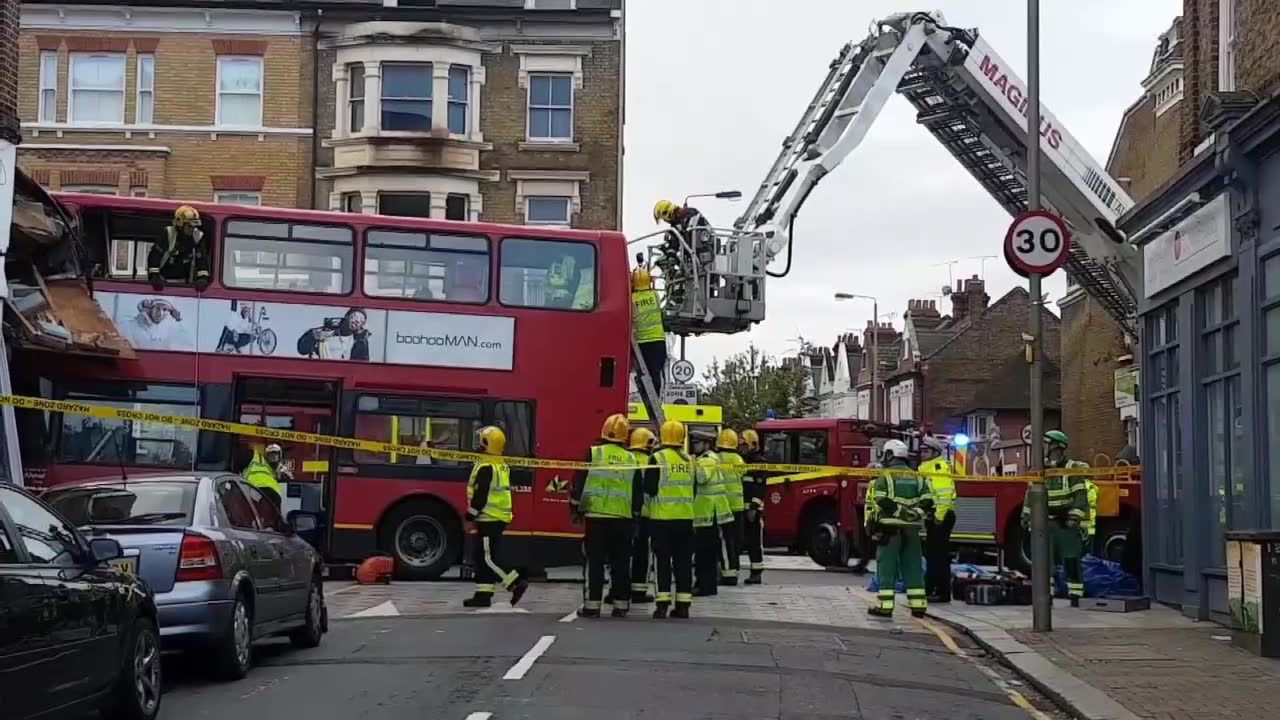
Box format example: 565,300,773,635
472,521,515,593
744,507,765,573
638,340,668,399
631,517,652,596
650,519,694,603
722,514,742,579
924,510,956,600
585,517,633,609
695,525,722,593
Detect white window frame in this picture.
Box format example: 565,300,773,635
347,63,365,134
526,72,574,142
61,184,118,195
966,412,993,440
130,187,147,198
1219,0,1237,92
38,50,58,123
215,55,264,128
68,52,127,125
135,54,155,124
447,64,469,136
214,191,262,206
524,196,571,227
380,62,433,133
524,0,577,8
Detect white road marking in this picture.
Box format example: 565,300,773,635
558,611,578,623
464,713,492,720
503,635,556,680
323,583,360,597
474,606,530,614
347,600,400,618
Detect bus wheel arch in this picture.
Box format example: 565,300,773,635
377,495,462,581
799,497,840,567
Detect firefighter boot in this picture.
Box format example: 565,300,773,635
867,606,894,618
510,579,530,606
670,602,691,619
911,608,927,619
745,570,763,585
630,590,652,605
463,593,493,608
652,602,670,619
611,607,629,618
577,605,602,618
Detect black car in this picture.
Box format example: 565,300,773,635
0,483,162,720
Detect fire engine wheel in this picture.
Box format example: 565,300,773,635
1095,520,1128,564
1004,521,1032,574
381,501,459,581
805,505,841,567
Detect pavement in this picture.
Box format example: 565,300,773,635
928,599,1280,720
153,559,1070,720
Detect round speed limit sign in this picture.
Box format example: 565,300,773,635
1004,210,1071,275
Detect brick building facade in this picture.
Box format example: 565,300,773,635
13,1,623,229
1,0,18,144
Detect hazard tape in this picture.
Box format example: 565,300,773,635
0,394,1141,485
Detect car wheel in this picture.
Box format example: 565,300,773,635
213,591,253,681
102,617,163,720
290,576,325,649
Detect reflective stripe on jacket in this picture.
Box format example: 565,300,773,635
695,451,733,527
652,448,695,521
865,467,930,528
468,461,513,523
581,443,635,519
918,458,955,521
243,451,282,497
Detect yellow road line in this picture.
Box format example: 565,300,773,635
916,616,1053,720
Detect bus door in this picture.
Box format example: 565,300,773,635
232,377,341,528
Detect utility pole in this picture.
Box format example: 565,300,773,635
1026,0,1052,633
871,297,879,421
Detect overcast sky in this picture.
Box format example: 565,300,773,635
621,0,1180,377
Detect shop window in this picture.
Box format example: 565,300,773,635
1262,253,1280,528
56,383,199,469
1146,302,1182,563
499,237,596,310
1200,274,1243,556
222,219,353,294
364,228,489,302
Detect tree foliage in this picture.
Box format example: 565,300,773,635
700,343,810,429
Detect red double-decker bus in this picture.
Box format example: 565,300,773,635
14,193,630,579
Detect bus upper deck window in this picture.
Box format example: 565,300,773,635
364,229,490,303
222,220,354,295
498,238,596,311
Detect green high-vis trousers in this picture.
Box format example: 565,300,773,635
874,526,926,612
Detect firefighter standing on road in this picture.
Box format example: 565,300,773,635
1022,430,1090,606
571,414,646,618
919,437,956,604
865,439,933,618
463,426,530,608
649,420,696,619
691,429,732,596
629,428,659,605
739,429,767,585
716,429,746,586
631,268,668,399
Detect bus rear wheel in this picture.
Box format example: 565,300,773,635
380,500,460,581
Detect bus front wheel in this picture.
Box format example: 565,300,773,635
380,500,460,581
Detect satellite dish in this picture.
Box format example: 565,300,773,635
941,285,952,296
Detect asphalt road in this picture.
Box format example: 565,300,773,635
156,574,1064,720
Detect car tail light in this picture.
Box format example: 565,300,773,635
176,533,222,582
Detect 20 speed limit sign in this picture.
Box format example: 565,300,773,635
1004,210,1071,276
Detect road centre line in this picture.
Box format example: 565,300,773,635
463,713,492,720
503,635,557,680
558,611,579,623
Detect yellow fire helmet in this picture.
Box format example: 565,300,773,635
601,413,631,443
477,425,507,456
632,266,653,291
629,427,657,452
716,428,739,452
653,199,679,224
174,205,202,228
739,429,760,452
659,419,687,448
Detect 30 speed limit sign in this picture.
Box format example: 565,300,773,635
1004,210,1071,276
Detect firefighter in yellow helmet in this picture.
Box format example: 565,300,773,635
918,436,956,603
628,427,661,605
648,419,696,618
571,414,645,617
652,199,711,308
632,267,668,399
148,205,211,291
738,429,767,584
690,427,732,596
716,428,746,586
464,425,530,608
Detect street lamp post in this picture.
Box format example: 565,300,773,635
834,292,879,421
683,190,743,206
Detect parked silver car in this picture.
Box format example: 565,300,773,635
42,473,327,680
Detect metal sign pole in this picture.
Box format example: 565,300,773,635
0,334,22,487
1027,0,1052,633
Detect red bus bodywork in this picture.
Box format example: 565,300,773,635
755,417,1141,569
17,194,631,578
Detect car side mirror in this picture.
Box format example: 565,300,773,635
288,511,319,534
89,537,123,564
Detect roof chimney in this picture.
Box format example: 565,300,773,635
951,274,990,325
907,298,942,330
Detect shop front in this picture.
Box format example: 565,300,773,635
1121,95,1280,623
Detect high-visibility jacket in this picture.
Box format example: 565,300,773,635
718,450,746,512
242,451,283,498
1083,478,1099,538
1022,459,1089,525
651,448,695,521
468,460,513,523
864,465,931,529
918,458,955,521
580,443,636,519
695,451,733,528
632,289,666,344
633,450,653,518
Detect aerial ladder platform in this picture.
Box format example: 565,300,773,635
637,11,1144,338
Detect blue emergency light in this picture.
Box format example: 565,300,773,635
953,433,970,448
765,409,777,419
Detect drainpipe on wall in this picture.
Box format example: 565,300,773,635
310,10,322,209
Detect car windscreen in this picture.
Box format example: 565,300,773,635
44,482,197,526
